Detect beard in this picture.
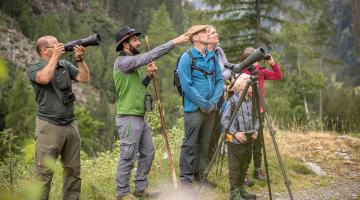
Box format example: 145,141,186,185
129,43,140,55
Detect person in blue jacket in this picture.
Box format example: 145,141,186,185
177,25,224,190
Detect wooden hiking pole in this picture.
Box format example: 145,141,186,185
145,36,178,188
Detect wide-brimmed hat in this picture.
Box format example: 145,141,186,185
115,26,141,51
186,25,211,40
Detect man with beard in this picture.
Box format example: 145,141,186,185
113,26,189,200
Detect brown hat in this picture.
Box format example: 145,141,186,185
115,26,141,51
186,25,211,39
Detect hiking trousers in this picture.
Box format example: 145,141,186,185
115,115,155,197
34,117,81,200
179,111,215,183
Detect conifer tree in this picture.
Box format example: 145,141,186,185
204,0,291,61
5,71,36,145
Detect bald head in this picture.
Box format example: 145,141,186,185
36,36,58,56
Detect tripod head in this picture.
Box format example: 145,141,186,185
227,65,258,90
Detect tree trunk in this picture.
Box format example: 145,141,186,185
304,95,310,121
352,0,360,53
297,56,310,121
319,45,323,130
255,0,261,47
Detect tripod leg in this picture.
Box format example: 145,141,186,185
255,84,294,200
215,140,225,176
217,143,226,176
253,86,273,200
260,124,273,200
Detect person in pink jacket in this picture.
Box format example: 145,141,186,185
241,47,283,184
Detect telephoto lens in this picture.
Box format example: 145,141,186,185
64,34,101,52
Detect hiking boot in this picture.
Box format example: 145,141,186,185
230,189,245,200
239,186,257,200
244,172,255,187
253,168,267,181
133,190,161,199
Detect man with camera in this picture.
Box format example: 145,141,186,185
177,25,224,190
113,26,189,200
27,35,90,200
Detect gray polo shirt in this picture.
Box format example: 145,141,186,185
27,59,79,125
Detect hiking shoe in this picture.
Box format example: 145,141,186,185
244,172,255,187
253,168,267,181
239,186,257,200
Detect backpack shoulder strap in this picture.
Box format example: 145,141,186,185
185,49,196,69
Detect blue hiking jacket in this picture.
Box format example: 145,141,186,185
178,46,224,112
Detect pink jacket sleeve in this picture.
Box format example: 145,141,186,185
262,63,283,80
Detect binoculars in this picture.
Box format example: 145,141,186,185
64,34,102,52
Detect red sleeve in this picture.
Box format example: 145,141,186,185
262,63,283,80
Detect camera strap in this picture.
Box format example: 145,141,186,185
50,62,74,104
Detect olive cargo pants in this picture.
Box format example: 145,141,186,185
34,117,81,200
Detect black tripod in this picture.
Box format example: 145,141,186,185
198,65,293,200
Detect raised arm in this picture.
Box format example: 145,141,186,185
74,45,90,83
34,43,64,84
115,34,190,73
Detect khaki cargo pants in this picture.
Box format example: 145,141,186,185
34,117,81,200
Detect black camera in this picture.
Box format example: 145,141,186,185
64,34,101,52
63,90,76,104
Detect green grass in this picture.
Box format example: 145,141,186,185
1,121,345,200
